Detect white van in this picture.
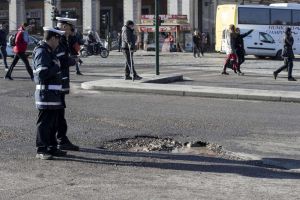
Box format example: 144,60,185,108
216,3,300,58
221,29,282,59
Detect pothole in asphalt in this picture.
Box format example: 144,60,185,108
98,136,289,169
98,136,224,157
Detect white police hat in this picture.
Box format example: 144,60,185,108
56,17,77,25
43,27,65,36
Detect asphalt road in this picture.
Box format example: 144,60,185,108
0,53,299,199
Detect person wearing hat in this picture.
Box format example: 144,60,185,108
33,27,67,160
122,20,142,80
5,23,34,80
273,27,296,81
55,17,80,151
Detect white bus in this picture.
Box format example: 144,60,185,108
215,3,300,58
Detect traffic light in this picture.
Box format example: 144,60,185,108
51,7,56,21
101,14,108,26
153,16,163,26
51,7,60,21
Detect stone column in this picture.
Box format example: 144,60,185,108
181,0,198,30
82,0,100,33
123,0,142,25
44,0,62,27
167,0,182,15
202,0,215,43
9,0,26,32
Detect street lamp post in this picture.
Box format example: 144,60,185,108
155,0,160,75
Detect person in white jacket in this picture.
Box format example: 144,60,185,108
222,24,237,75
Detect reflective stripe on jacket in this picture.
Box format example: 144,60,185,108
32,41,64,110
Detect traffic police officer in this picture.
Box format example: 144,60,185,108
54,17,80,151
33,27,67,160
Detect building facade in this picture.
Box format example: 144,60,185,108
1,0,299,44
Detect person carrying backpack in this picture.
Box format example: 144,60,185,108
0,24,8,70
4,23,33,80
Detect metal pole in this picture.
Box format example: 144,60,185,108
155,0,160,75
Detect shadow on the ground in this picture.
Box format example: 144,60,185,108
262,158,300,170
56,148,300,179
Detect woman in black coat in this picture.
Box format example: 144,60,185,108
235,28,253,75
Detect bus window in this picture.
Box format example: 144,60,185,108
259,32,275,43
271,9,291,25
238,8,270,25
292,10,300,26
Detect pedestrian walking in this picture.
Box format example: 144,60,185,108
192,31,201,58
4,23,33,80
235,28,253,75
222,24,237,75
122,20,142,80
117,31,122,52
55,17,80,151
273,27,296,81
200,32,207,56
33,27,67,160
0,24,8,71
69,29,83,75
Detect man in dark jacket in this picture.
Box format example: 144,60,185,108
273,27,296,81
5,23,34,80
235,28,253,75
33,27,67,160
55,17,79,151
122,20,141,80
192,31,201,58
117,31,122,52
0,24,8,70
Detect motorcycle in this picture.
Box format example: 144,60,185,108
80,32,109,58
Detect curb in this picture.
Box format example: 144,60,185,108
81,80,300,103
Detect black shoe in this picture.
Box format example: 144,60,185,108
48,148,67,157
288,77,297,81
4,75,13,80
36,152,53,160
58,142,79,151
76,71,83,75
125,76,132,80
237,71,244,76
221,72,229,75
134,75,142,80
273,72,278,80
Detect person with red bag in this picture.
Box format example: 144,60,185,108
69,29,83,75
222,24,237,75
5,23,33,80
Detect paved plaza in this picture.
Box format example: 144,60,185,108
0,52,299,199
